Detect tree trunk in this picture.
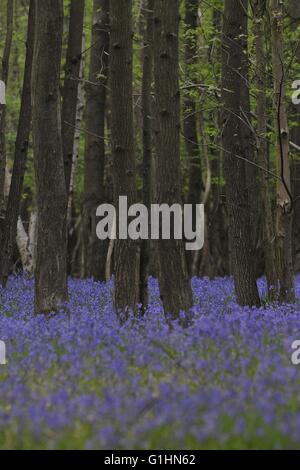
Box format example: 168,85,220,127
243,12,260,279
183,0,204,275
139,0,154,311
32,0,68,313
270,0,295,302
184,0,203,209
288,0,300,272
83,0,109,280
68,32,86,226
0,0,14,213
252,0,277,293
153,0,193,322
221,0,261,307
61,0,85,194
208,7,229,278
0,0,35,287
110,0,140,320
67,32,86,277
16,213,37,277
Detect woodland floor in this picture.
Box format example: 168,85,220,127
0,275,300,449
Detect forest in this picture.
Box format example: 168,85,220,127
1,0,300,452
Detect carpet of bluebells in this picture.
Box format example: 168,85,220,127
1,275,300,449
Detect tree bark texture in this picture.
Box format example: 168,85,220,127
252,0,277,293
110,0,140,320
221,0,261,307
153,0,193,322
139,0,154,311
270,0,295,302
83,0,109,280
61,0,85,194
32,0,68,313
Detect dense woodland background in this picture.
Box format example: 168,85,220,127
0,0,300,321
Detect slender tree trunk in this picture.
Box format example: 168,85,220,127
0,0,14,213
221,0,260,307
139,0,154,311
32,0,68,313
67,33,86,278
270,0,295,302
0,0,35,286
252,0,277,293
110,0,139,320
195,109,212,276
16,212,37,277
208,7,228,277
183,0,204,275
184,0,203,209
83,0,109,280
243,14,260,279
68,32,86,226
61,0,85,194
62,2,85,278
153,0,193,322
288,0,300,272
11,1,20,88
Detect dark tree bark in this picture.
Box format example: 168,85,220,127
0,0,14,213
153,0,193,322
270,0,295,302
110,0,139,320
83,0,109,280
183,0,204,276
251,0,277,293
209,7,229,278
61,0,85,194
0,0,35,287
221,0,261,307
243,9,260,278
184,0,203,209
32,0,68,313
139,0,154,311
288,0,300,272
